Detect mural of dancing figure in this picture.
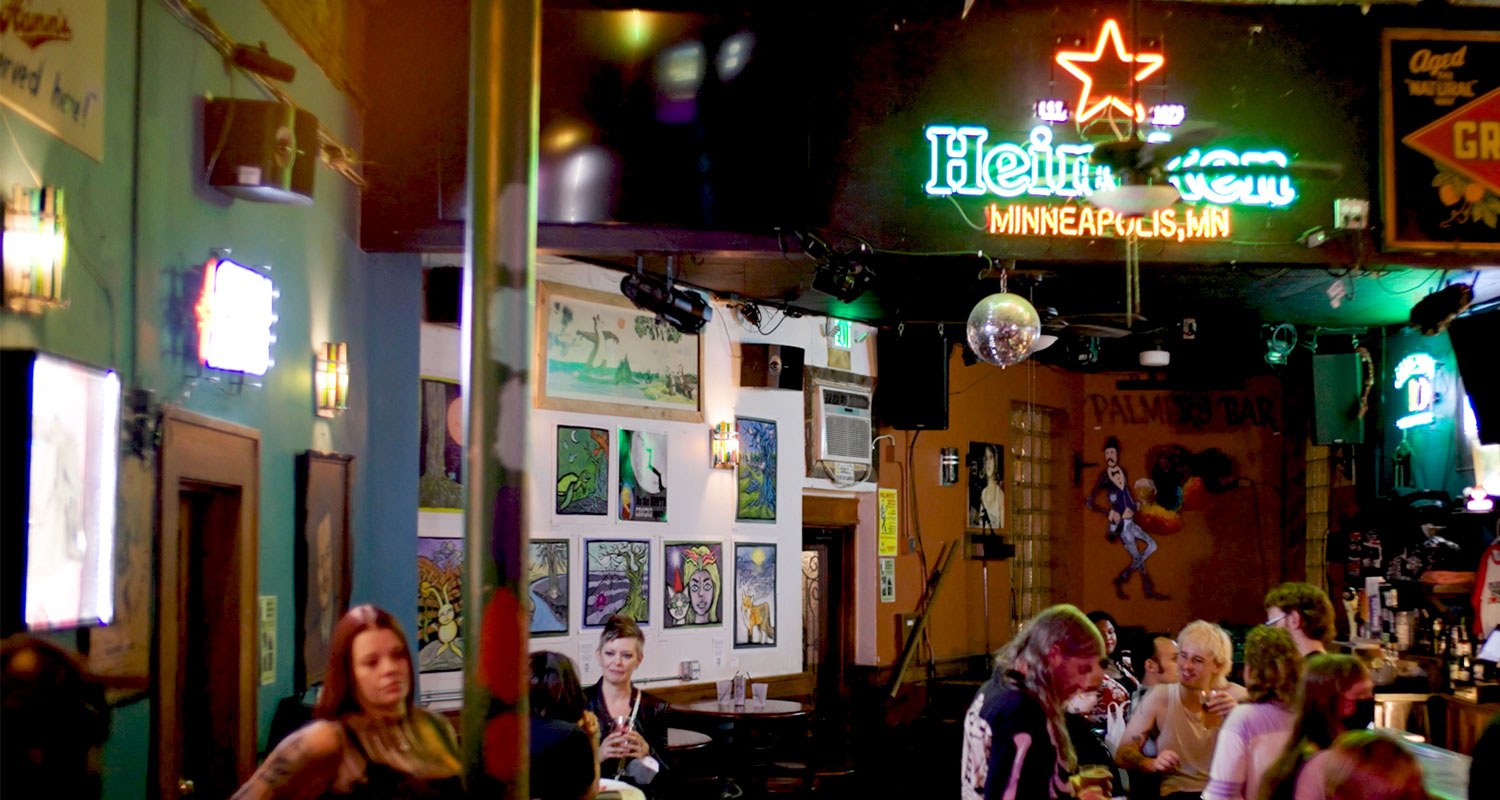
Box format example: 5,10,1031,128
1087,437,1168,601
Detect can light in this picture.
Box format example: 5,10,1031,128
315,341,349,417
2,185,68,314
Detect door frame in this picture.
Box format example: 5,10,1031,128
153,407,260,799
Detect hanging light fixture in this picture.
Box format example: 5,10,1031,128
315,341,350,417
2,186,68,314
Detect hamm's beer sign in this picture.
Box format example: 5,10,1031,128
1382,29,1500,251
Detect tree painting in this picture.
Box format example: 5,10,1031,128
538,282,702,421
556,425,609,516
417,536,464,673
418,378,462,510
527,540,569,636
736,417,777,522
584,540,650,627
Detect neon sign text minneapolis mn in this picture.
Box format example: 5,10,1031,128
924,125,1297,208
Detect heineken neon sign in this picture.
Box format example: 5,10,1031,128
1394,352,1438,430
924,125,1297,209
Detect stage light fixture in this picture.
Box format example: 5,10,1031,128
1264,322,1297,366
620,271,713,334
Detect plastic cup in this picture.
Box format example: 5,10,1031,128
716,680,732,705
752,682,768,707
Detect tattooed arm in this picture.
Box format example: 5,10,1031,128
231,721,344,800
1115,685,1180,774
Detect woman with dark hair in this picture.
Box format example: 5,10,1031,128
1321,731,1427,800
961,604,1109,799
583,615,670,797
1203,626,1303,800
530,651,599,800
1257,654,1373,800
1085,610,1138,723
231,605,463,799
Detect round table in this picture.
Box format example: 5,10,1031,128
667,726,713,752
597,777,646,800
672,698,812,720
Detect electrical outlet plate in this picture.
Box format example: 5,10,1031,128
1335,198,1370,230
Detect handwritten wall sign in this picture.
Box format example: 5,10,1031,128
0,0,108,161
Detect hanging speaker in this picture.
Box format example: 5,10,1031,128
203,98,318,205
740,344,804,389
877,325,949,430
1311,353,1365,444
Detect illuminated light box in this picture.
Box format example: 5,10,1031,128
1,349,121,635
923,125,1297,209
195,257,277,375
1393,352,1438,430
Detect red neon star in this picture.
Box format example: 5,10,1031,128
1055,19,1164,124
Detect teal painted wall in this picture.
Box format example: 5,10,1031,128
2,2,419,798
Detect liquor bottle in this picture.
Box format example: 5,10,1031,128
1433,616,1446,657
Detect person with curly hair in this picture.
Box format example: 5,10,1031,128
1203,626,1303,800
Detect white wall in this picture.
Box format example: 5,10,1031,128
418,256,877,699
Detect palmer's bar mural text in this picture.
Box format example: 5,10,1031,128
1085,391,1281,432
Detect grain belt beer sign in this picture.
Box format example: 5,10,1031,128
1381,29,1500,251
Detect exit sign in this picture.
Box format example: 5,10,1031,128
830,319,851,350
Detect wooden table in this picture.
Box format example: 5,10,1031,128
671,700,813,797
667,726,713,752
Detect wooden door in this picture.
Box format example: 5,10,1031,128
153,408,259,799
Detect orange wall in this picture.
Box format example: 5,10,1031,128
868,362,1294,666
872,352,1084,665
1075,375,1290,637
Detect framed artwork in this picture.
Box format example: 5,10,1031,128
528,539,570,636
416,536,465,673
735,417,777,522
584,539,650,627
618,428,668,522
965,442,1005,532
556,425,610,516
418,377,463,511
295,451,354,690
535,280,704,423
734,543,776,647
664,542,722,628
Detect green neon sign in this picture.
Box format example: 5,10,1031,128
923,124,1297,208
1393,352,1438,430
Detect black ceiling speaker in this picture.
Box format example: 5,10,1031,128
203,98,317,205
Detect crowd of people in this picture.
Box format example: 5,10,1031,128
960,583,1498,800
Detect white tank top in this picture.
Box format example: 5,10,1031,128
1157,683,1221,795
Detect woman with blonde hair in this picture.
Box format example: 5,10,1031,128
1117,620,1248,798
961,604,1108,799
1204,626,1304,800
1257,654,1374,800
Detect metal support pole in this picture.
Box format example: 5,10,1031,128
462,0,539,796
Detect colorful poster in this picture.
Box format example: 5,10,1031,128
735,418,777,522
878,488,899,556
618,428,668,522
734,543,776,647
417,536,465,673
966,442,1004,531
1382,30,1500,251
584,539,650,627
0,0,108,160
528,540,569,636
556,425,609,516
878,557,896,603
664,542,722,628
418,378,463,510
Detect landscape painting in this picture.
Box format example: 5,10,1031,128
416,536,464,673
734,543,776,647
528,539,569,636
736,417,777,522
584,539,650,627
536,281,703,423
619,428,668,522
664,542,722,628
556,425,609,517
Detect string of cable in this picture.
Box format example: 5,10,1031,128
157,0,365,187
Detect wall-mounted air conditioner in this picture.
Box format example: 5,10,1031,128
811,381,872,466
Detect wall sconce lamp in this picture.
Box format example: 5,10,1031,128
2,186,68,314
710,421,739,469
315,341,349,417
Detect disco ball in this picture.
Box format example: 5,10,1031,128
966,292,1041,368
